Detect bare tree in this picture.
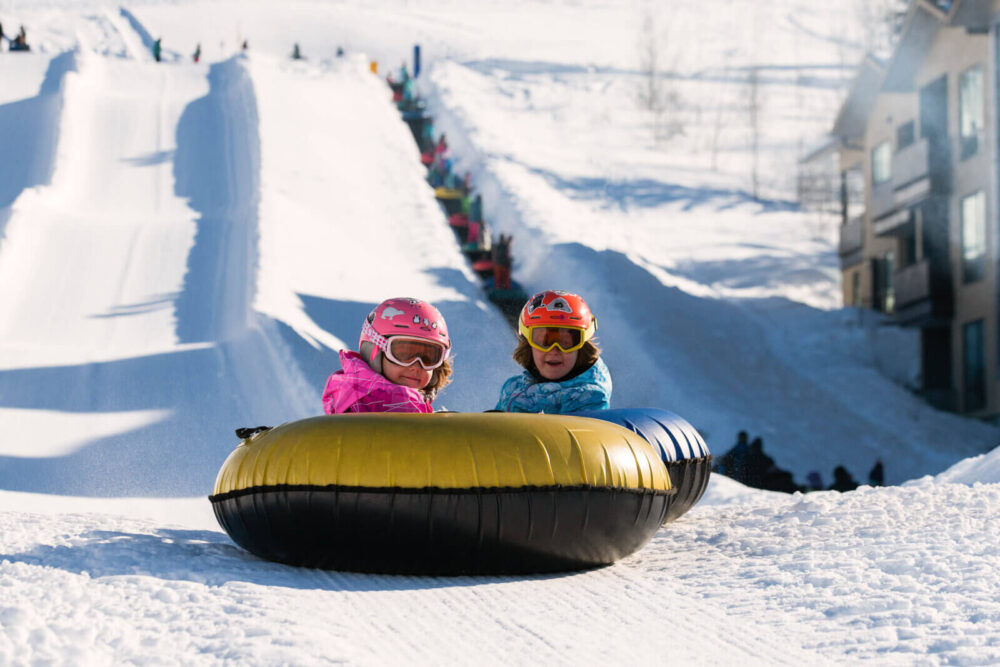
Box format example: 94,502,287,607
636,6,683,142
747,66,761,200
709,48,736,171
857,0,908,55
637,10,661,112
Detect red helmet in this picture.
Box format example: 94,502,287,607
359,298,450,372
518,290,597,348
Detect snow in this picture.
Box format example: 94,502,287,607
0,0,999,664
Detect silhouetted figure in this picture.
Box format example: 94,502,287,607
714,430,750,481
492,234,513,290
420,121,436,154
742,437,774,489
805,471,823,491
469,194,483,223
0,21,5,47
152,37,162,62
336,46,344,57
192,43,201,63
829,466,858,492
10,24,29,52
868,460,884,487
242,39,248,51
762,464,800,493
292,43,303,60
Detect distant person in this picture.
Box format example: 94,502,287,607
762,462,800,494
241,39,248,51
0,21,5,48
491,233,513,290
336,45,344,57
292,43,303,60
868,460,884,487
152,37,162,62
495,290,610,414
420,121,436,154
10,24,28,52
469,194,483,223
829,466,858,492
805,471,824,491
434,133,448,158
321,298,452,414
192,43,201,63
743,437,774,489
714,430,750,481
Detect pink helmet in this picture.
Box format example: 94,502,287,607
359,298,451,371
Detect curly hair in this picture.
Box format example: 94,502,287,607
423,357,453,400
512,335,601,375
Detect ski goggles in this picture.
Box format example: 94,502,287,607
383,336,449,370
523,326,587,353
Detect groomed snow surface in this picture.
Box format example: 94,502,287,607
0,1,998,664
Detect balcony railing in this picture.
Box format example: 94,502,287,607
838,215,864,268
892,138,929,189
892,258,953,325
870,180,895,220
869,137,950,228
839,216,863,255
894,259,930,308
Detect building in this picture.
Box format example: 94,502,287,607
832,0,998,416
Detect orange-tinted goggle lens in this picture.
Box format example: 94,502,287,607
527,326,584,353
385,337,448,369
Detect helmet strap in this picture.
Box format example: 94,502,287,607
359,341,383,374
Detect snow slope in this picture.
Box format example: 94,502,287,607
0,0,999,664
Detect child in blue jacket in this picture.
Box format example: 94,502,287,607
495,290,611,413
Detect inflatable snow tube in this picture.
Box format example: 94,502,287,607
210,413,673,575
574,409,712,523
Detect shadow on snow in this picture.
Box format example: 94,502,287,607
0,50,77,231
2,528,576,590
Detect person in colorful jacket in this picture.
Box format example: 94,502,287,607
322,298,453,413
495,290,611,413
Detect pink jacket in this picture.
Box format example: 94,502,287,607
322,350,433,414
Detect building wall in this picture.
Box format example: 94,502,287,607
916,24,994,414
862,92,913,310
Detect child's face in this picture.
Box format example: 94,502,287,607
382,357,433,390
532,347,578,381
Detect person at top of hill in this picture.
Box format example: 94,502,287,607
495,290,611,414
434,133,448,158
322,298,453,414
868,459,884,486
152,37,161,62
829,465,858,492
192,43,201,63
713,430,749,480
10,24,29,52
490,233,513,290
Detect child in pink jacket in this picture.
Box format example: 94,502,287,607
322,298,453,413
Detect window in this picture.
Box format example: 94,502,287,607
884,251,894,314
897,121,915,150
900,232,916,269
961,191,986,283
873,253,895,313
964,319,985,412
959,66,983,159
872,141,891,186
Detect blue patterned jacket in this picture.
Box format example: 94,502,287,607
494,358,612,414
